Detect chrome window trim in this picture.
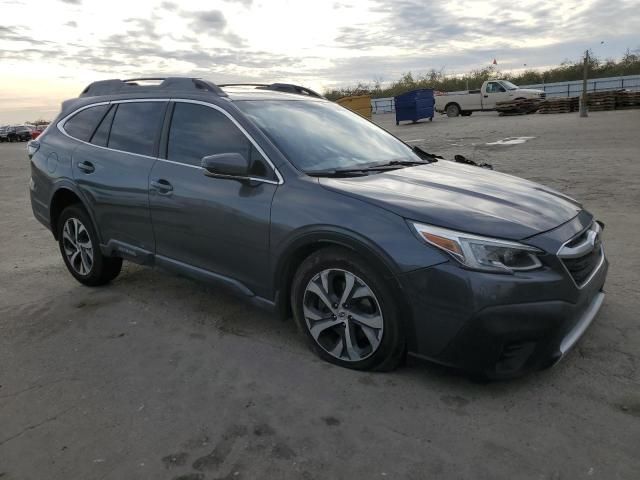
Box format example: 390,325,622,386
56,98,284,185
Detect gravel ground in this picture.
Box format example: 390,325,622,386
1,109,639,480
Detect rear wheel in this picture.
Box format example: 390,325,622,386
446,103,460,117
291,247,405,371
57,205,122,286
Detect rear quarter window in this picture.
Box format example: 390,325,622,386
64,104,109,142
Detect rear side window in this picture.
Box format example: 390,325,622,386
64,104,109,141
167,102,274,179
108,102,166,156
90,105,116,147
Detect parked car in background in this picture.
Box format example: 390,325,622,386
4,125,33,142
435,80,545,117
31,125,49,139
0,126,8,142
29,77,607,379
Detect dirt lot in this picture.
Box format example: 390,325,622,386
1,110,639,480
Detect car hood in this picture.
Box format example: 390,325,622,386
319,161,582,240
515,88,545,95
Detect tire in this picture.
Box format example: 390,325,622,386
291,246,405,372
57,205,122,286
446,103,460,117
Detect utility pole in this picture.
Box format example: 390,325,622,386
580,49,589,117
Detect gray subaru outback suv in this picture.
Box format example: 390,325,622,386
28,77,607,378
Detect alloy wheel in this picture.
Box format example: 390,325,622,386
62,217,94,276
303,268,384,362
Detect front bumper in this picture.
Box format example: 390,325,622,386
399,253,608,379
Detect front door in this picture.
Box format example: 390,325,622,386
483,81,511,109
148,101,280,295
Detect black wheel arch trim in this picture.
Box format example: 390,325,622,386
274,225,421,354
49,180,103,243
272,225,410,320
274,225,401,280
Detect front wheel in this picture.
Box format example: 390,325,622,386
291,247,405,371
57,205,122,286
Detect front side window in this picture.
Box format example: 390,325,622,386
235,100,420,172
108,102,166,156
486,82,499,93
64,104,109,141
167,102,274,179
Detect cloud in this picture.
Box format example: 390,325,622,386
183,10,227,32
124,17,161,41
0,26,51,45
180,9,246,47
222,0,253,7
1,0,638,103
160,1,178,10
59,0,82,4
334,0,550,53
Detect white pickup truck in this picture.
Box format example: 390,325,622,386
435,80,546,117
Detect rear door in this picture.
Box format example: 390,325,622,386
148,100,280,295
69,100,167,253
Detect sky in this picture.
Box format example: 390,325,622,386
1,0,638,123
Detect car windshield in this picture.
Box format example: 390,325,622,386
235,100,420,172
500,80,519,90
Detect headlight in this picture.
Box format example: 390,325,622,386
410,222,543,273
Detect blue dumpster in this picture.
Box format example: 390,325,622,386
395,89,435,125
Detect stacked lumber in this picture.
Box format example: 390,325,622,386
496,98,542,116
538,97,578,114
587,91,616,111
615,91,640,109
538,90,640,114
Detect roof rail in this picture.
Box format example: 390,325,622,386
219,83,325,99
79,77,228,98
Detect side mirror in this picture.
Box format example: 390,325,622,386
201,153,249,179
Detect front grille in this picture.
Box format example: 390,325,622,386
565,228,589,248
558,222,603,287
562,247,602,285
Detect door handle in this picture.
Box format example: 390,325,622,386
77,161,95,173
150,179,173,195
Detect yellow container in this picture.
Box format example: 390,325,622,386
336,95,372,119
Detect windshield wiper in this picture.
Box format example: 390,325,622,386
305,168,381,177
412,146,442,162
306,160,430,178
